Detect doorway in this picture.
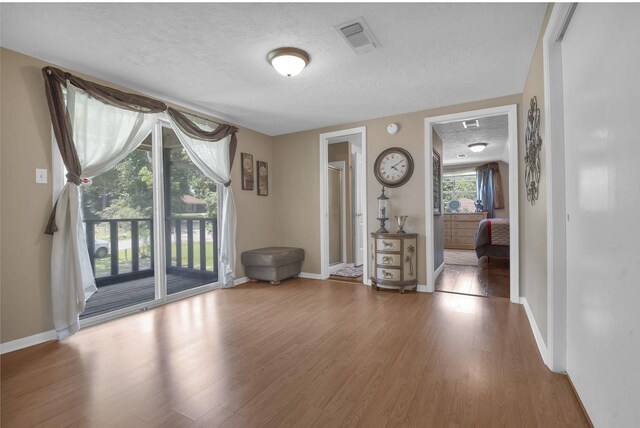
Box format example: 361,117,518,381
68,119,221,324
319,127,368,283
328,162,347,268
424,105,519,303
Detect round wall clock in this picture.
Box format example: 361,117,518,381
374,147,414,188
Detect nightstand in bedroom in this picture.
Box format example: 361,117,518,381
370,232,418,293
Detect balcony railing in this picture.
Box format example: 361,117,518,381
84,217,218,287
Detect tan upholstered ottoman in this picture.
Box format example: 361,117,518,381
241,247,305,285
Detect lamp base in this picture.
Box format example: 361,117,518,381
377,218,388,234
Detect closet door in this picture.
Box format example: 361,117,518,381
562,4,640,426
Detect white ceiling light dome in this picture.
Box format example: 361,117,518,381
468,143,488,153
267,47,310,77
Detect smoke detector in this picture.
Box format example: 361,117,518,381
335,17,380,55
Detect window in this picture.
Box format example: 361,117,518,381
442,173,477,213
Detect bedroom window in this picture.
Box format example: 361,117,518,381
442,173,477,213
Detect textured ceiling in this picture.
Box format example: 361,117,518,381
0,3,545,136
435,115,509,165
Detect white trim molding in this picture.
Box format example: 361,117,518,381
328,160,348,266
434,262,445,280
233,276,249,286
424,105,519,302
521,297,551,367
319,127,368,282
542,2,574,374
299,272,324,280
1,330,57,355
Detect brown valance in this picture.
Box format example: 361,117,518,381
42,66,239,234
477,162,505,210
43,67,167,113
167,107,238,170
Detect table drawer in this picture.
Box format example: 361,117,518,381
377,238,401,252
452,221,480,229
452,228,476,238
377,267,401,281
450,213,486,222
452,236,474,245
377,253,401,267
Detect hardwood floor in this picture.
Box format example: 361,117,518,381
1,279,588,427
328,274,363,283
436,255,510,299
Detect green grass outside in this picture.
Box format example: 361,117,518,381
94,241,216,277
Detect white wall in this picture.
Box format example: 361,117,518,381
562,4,640,426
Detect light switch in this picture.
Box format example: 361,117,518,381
36,168,48,184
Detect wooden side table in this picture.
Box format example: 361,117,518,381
370,232,418,293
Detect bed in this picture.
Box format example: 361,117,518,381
475,218,510,259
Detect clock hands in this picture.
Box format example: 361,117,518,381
390,160,406,171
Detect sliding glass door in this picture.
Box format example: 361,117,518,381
79,120,219,321
162,125,219,296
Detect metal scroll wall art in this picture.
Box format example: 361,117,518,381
525,96,543,204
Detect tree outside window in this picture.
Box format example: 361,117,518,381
442,174,477,213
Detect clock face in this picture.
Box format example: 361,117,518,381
374,147,414,188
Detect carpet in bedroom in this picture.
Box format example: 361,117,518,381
444,249,478,266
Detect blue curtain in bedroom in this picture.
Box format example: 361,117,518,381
476,166,495,218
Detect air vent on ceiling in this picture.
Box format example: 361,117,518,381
335,18,380,55
462,120,480,129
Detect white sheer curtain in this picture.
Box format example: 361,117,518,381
51,84,155,338
166,113,237,288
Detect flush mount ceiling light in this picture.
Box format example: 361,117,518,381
468,143,488,153
267,47,310,77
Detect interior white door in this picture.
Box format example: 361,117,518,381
561,4,640,426
352,149,364,266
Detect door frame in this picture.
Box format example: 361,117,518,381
424,104,519,303
351,144,365,266
541,2,576,373
319,127,368,282
328,161,348,271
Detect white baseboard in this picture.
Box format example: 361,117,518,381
434,262,445,279
417,284,431,293
521,297,550,366
233,276,249,286
1,330,57,355
299,272,324,280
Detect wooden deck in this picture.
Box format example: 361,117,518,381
81,272,217,319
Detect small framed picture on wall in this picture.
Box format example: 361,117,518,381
257,160,268,196
241,153,254,190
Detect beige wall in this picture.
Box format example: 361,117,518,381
273,94,522,284
519,4,553,345
0,48,275,343
328,142,353,264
